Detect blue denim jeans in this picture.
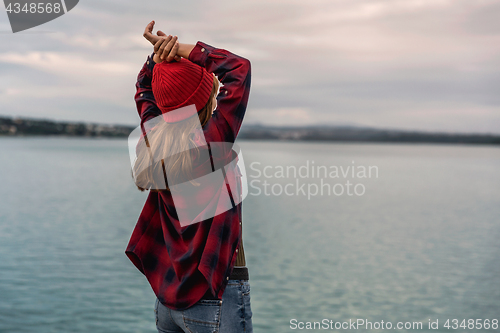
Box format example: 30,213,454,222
155,279,253,333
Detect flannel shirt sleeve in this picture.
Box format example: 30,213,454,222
135,52,161,125
188,41,251,143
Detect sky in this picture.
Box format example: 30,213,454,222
0,0,499,134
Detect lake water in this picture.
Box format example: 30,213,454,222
0,137,499,332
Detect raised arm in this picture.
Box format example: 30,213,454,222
136,22,184,124
188,42,251,143
142,22,252,142
135,42,196,124
134,53,161,125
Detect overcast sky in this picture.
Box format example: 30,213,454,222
1,0,499,133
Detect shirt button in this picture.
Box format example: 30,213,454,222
147,61,150,65
225,90,228,95
201,48,205,52
226,276,229,280
140,93,144,97
236,249,239,253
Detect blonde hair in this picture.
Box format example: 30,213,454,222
133,75,219,192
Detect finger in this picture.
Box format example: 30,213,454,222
153,38,163,54
157,30,167,37
166,40,179,62
144,20,154,35
155,35,172,55
161,35,176,60
174,55,181,62
143,20,155,43
162,36,175,60
167,43,179,62
154,37,162,54
162,35,177,61
144,22,163,45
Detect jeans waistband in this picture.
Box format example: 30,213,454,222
201,267,249,300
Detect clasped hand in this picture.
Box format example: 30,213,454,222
143,20,181,63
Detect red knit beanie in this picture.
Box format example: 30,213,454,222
152,58,214,123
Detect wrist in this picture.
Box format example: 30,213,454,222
177,43,196,59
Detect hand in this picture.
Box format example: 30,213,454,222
143,20,161,45
143,21,181,62
154,35,181,62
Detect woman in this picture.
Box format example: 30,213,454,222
125,21,253,333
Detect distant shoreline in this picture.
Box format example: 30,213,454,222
1,116,499,145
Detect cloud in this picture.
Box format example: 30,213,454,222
0,52,135,76
245,107,312,126
0,0,499,133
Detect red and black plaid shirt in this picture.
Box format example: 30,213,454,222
125,41,251,310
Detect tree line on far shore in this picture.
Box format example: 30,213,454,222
1,116,499,145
